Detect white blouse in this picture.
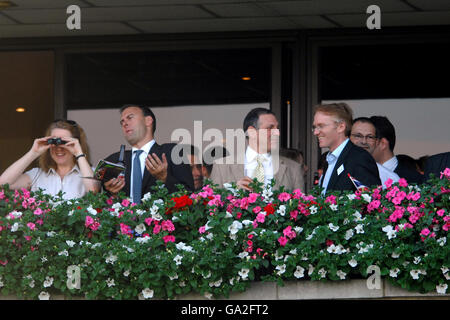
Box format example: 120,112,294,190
25,166,88,200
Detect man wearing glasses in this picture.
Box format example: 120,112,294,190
350,117,400,188
312,103,380,194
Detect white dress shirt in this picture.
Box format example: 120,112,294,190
244,146,273,186
382,156,398,172
25,165,88,200
130,139,155,198
377,162,400,188
321,138,349,195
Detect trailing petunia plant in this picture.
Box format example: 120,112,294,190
0,169,449,300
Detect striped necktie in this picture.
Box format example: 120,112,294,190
132,150,143,204
253,155,266,184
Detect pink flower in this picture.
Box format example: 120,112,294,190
24,236,32,241
253,206,262,214
384,178,393,189
163,235,175,244
0,191,4,200
441,168,450,179
120,223,132,235
153,224,161,235
367,200,381,212
27,222,36,231
248,193,259,203
122,199,131,207
33,208,43,216
106,198,114,206
145,217,153,226
290,210,299,220
398,178,408,187
278,236,288,246
248,234,254,239
283,226,296,240
292,189,303,199
252,220,258,229
325,195,337,205
256,213,265,223
0,260,8,266
199,226,206,234
247,240,253,247
85,216,94,228
161,220,175,232
420,228,430,237
278,192,291,202
236,212,242,219
437,209,445,217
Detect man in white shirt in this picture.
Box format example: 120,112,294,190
210,108,304,192
350,117,400,188
103,105,194,203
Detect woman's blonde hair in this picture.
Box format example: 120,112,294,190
39,120,91,172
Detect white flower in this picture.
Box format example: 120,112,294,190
436,284,448,294
179,281,186,287
348,258,358,267
294,226,303,234
329,204,338,211
328,223,339,232
174,254,183,266
238,252,249,259
209,278,222,287
136,209,146,216
8,210,22,219
345,229,354,240
228,220,243,235
86,205,98,216
289,248,297,255
176,242,194,252
390,268,400,278
58,250,69,257
355,224,364,234
142,192,152,202
66,240,75,248
38,291,50,300
43,276,54,288
241,220,253,226
308,264,315,276
41,256,48,263
410,269,421,280
437,237,446,247
336,270,347,280
276,264,286,275
123,270,130,277
46,231,56,237
238,268,250,280
294,266,305,279
105,253,118,264
391,252,400,259
203,271,212,279
225,212,233,218
309,205,318,215
204,292,213,300
362,194,372,203
169,274,178,280
11,222,20,232
106,278,115,287
318,268,327,279
413,256,421,264
441,266,449,274
142,288,154,299
353,211,363,221
136,236,150,244
277,205,286,216
135,223,146,235
382,225,397,239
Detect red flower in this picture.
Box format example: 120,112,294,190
264,203,276,216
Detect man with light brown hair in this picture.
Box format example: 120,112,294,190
312,103,380,194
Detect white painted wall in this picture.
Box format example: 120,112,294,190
68,103,268,165
323,98,450,159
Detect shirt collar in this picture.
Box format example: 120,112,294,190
383,156,398,171
132,139,155,155
46,165,80,176
246,146,270,163
327,138,349,163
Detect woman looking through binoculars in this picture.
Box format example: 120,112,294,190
0,119,99,199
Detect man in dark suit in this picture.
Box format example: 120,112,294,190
370,116,424,185
424,151,450,181
103,105,194,203
313,103,380,194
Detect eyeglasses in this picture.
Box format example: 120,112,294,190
311,123,334,132
350,133,377,142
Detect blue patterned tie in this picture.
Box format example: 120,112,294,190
132,150,143,204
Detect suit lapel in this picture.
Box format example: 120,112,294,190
124,151,132,196
274,158,287,189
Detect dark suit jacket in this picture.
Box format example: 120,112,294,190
424,152,450,181
104,142,194,196
394,161,424,185
321,140,381,193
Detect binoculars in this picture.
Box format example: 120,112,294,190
47,137,67,145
